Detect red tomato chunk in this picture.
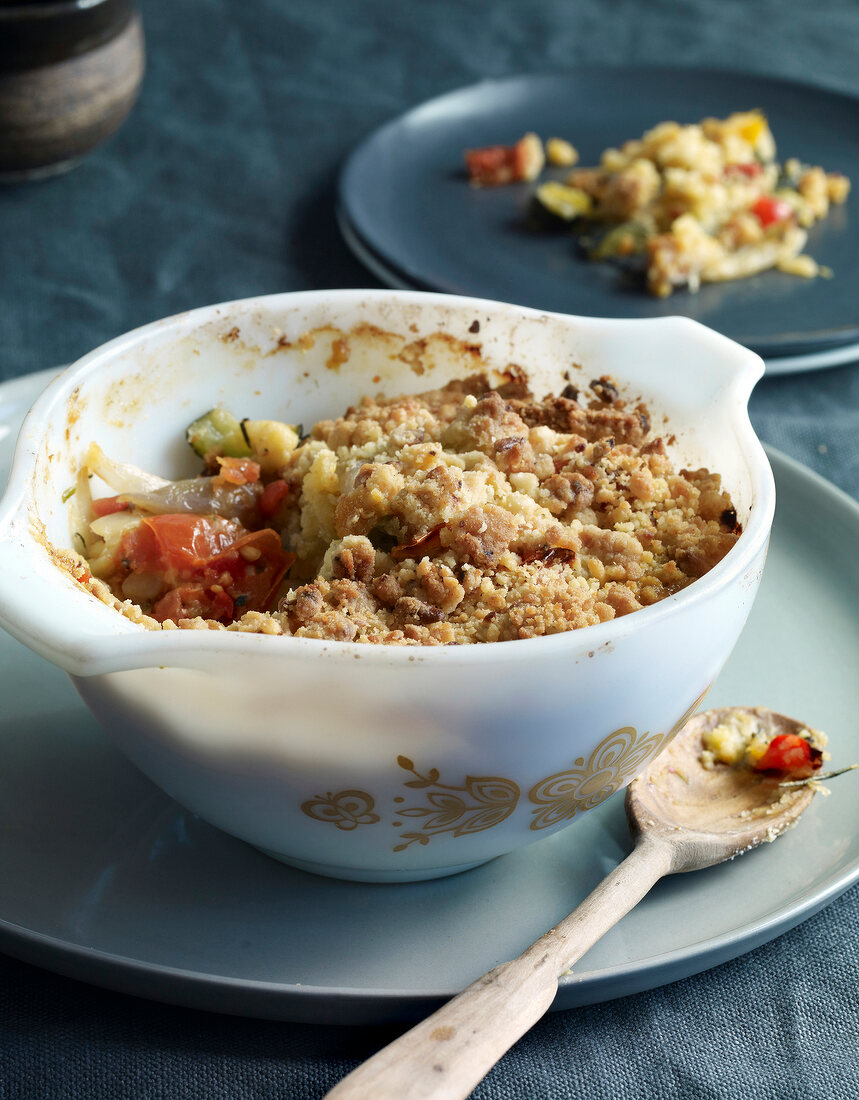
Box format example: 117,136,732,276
259,478,289,518
92,495,131,518
464,134,543,187
751,196,793,227
724,162,764,178
214,457,261,486
465,145,519,186
753,733,822,778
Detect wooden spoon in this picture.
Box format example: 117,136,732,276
324,707,824,1100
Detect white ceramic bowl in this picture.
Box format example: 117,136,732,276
0,290,773,882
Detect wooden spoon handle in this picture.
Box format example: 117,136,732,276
323,838,673,1100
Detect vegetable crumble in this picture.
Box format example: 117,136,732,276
465,110,850,296
68,373,742,645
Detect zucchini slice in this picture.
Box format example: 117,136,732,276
186,409,252,459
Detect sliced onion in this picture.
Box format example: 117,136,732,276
68,466,96,556
87,512,142,579
89,511,143,542
85,443,169,494
120,480,260,523
120,571,165,603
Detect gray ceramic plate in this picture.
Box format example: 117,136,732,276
339,68,859,359
1,370,858,1026
337,211,859,377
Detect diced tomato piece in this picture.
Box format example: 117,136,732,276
751,196,793,227
465,144,517,186
753,733,821,777
92,495,131,518
724,162,764,178
123,514,245,572
152,584,235,624
259,478,289,519
214,456,261,486
225,529,294,612
464,134,543,186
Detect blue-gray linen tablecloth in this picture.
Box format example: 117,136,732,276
1,1,858,1097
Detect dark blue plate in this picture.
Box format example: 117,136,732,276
340,67,859,358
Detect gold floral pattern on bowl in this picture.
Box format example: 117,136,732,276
299,691,709,848
392,755,521,852
527,689,709,830
528,726,669,831
300,790,381,831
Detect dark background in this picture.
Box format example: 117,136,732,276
2,1,858,1097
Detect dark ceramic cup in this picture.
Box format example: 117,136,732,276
0,0,144,181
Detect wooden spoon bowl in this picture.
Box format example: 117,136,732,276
628,706,815,869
